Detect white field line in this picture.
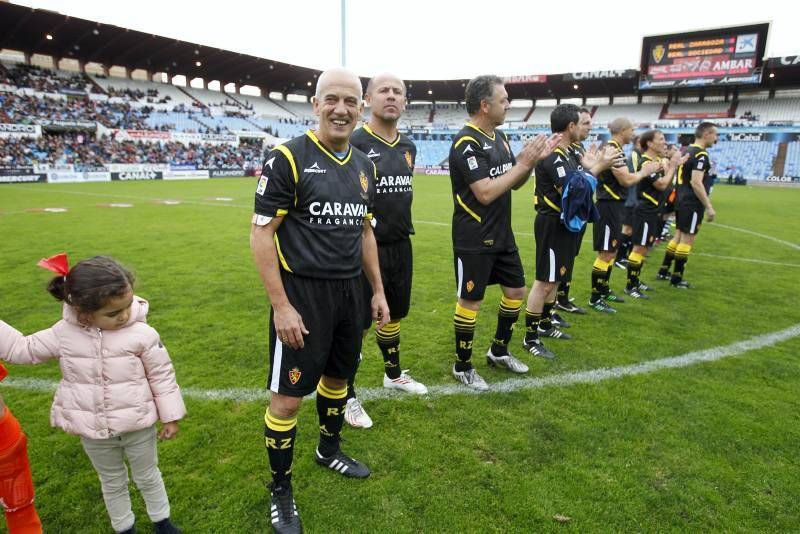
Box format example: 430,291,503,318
693,252,800,268
711,222,800,251
3,323,798,403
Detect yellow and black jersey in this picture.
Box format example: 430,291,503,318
630,148,642,174
350,125,416,244
569,141,586,161
254,129,376,279
534,145,582,217
596,139,628,202
677,144,712,206
635,153,664,214
448,122,517,254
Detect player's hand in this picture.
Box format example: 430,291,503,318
159,421,179,440
371,293,390,330
706,206,716,222
517,134,548,168
670,151,689,169
537,133,562,161
273,303,309,350
640,160,661,177
581,144,600,168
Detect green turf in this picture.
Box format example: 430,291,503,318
0,178,799,533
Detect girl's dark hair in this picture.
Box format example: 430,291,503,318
47,256,135,312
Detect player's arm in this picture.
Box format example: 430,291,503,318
611,159,661,186
250,149,308,349
583,144,624,176
690,168,715,221
361,223,389,330
469,133,561,204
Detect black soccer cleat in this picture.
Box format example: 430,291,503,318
537,326,573,340
315,449,371,478
604,291,625,303
656,271,670,281
269,481,303,534
589,298,617,314
638,282,653,292
670,280,692,289
624,287,650,300
523,338,556,360
555,301,587,314
550,311,571,329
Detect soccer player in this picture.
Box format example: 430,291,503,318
523,104,617,359
344,73,426,429
625,129,684,298
589,118,659,311
449,75,559,390
555,108,593,315
251,68,390,534
615,135,642,269
658,122,718,288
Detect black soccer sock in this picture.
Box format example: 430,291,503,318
346,354,361,400
660,240,678,275
557,281,571,305
626,251,644,290
524,309,542,344
454,304,477,371
671,243,691,284
605,264,614,295
316,381,348,458
264,409,297,484
617,234,631,263
376,321,401,379
590,258,608,302
490,295,522,356
540,300,555,330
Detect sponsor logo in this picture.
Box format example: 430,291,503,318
462,145,474,154
367,148,380,159
466,280,475,293
256,176,268,195
735,33,757,54
467,156,478,170
557,166,566,178
288,367,301,385
489,162,513,178
482,142,491,150
112,171,162,180
265,157,276,169
404,150,414,170
652,45,666,63
304,162,326,174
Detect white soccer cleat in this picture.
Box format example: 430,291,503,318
383,371,428,395
344,397,373,429
485,349,529,373
452,364,489,391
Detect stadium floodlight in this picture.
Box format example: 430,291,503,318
45,34,53,40
195,61,202,67
769,72,775,78
428,89,433,95
573,84,579,90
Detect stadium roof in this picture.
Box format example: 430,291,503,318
2,3,799,102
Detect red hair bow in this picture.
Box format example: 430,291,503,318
37,253,70,276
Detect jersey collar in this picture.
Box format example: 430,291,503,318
465,122,496,142
306,130,352,165
363,124,401,147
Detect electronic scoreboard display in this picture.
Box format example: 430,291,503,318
639,23,769,89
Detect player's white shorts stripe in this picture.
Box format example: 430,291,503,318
603,224,611,250
548,248,556,282
270,340,283,392
456,257,464,298
690,211,699,234
641,222,649,246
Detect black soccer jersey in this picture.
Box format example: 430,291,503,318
676,144,712,206
534,145,582,217
569,141,586,161
448,122,517,254
350,125,416,244
254,130,376,279
596,139,628,202
635,153,664,213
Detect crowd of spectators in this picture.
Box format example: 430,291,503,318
0,64,99,93
0,132,267,169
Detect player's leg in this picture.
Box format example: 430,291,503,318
671,208,702,288
452,254,492,390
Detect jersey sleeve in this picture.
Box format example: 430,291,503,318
540,154,569,188
253,147,296,223
693,152,710,172
365,161,377,220
451,136,489,184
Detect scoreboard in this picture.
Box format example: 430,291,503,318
639,23,769,89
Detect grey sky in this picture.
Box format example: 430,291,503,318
11,0,800,79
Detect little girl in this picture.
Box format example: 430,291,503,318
0,254,186,534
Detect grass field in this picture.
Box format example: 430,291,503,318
1,177,799,533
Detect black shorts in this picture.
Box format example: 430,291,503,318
454,250,525,301
632,209,662,248
661,185,676,215
675,204,705,234
622,205,635,227
361,238,413,329
534,213,579,283
269,273,365,397
593,200,624,252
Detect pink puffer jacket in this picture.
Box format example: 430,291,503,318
0,297,186,439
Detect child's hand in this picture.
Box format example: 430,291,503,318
159,421,179,440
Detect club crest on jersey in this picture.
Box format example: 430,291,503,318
288,367,301,385
404,150,413,170
466,280,475,293
652,44,665,63
359,170,369,193
560,266,567,276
